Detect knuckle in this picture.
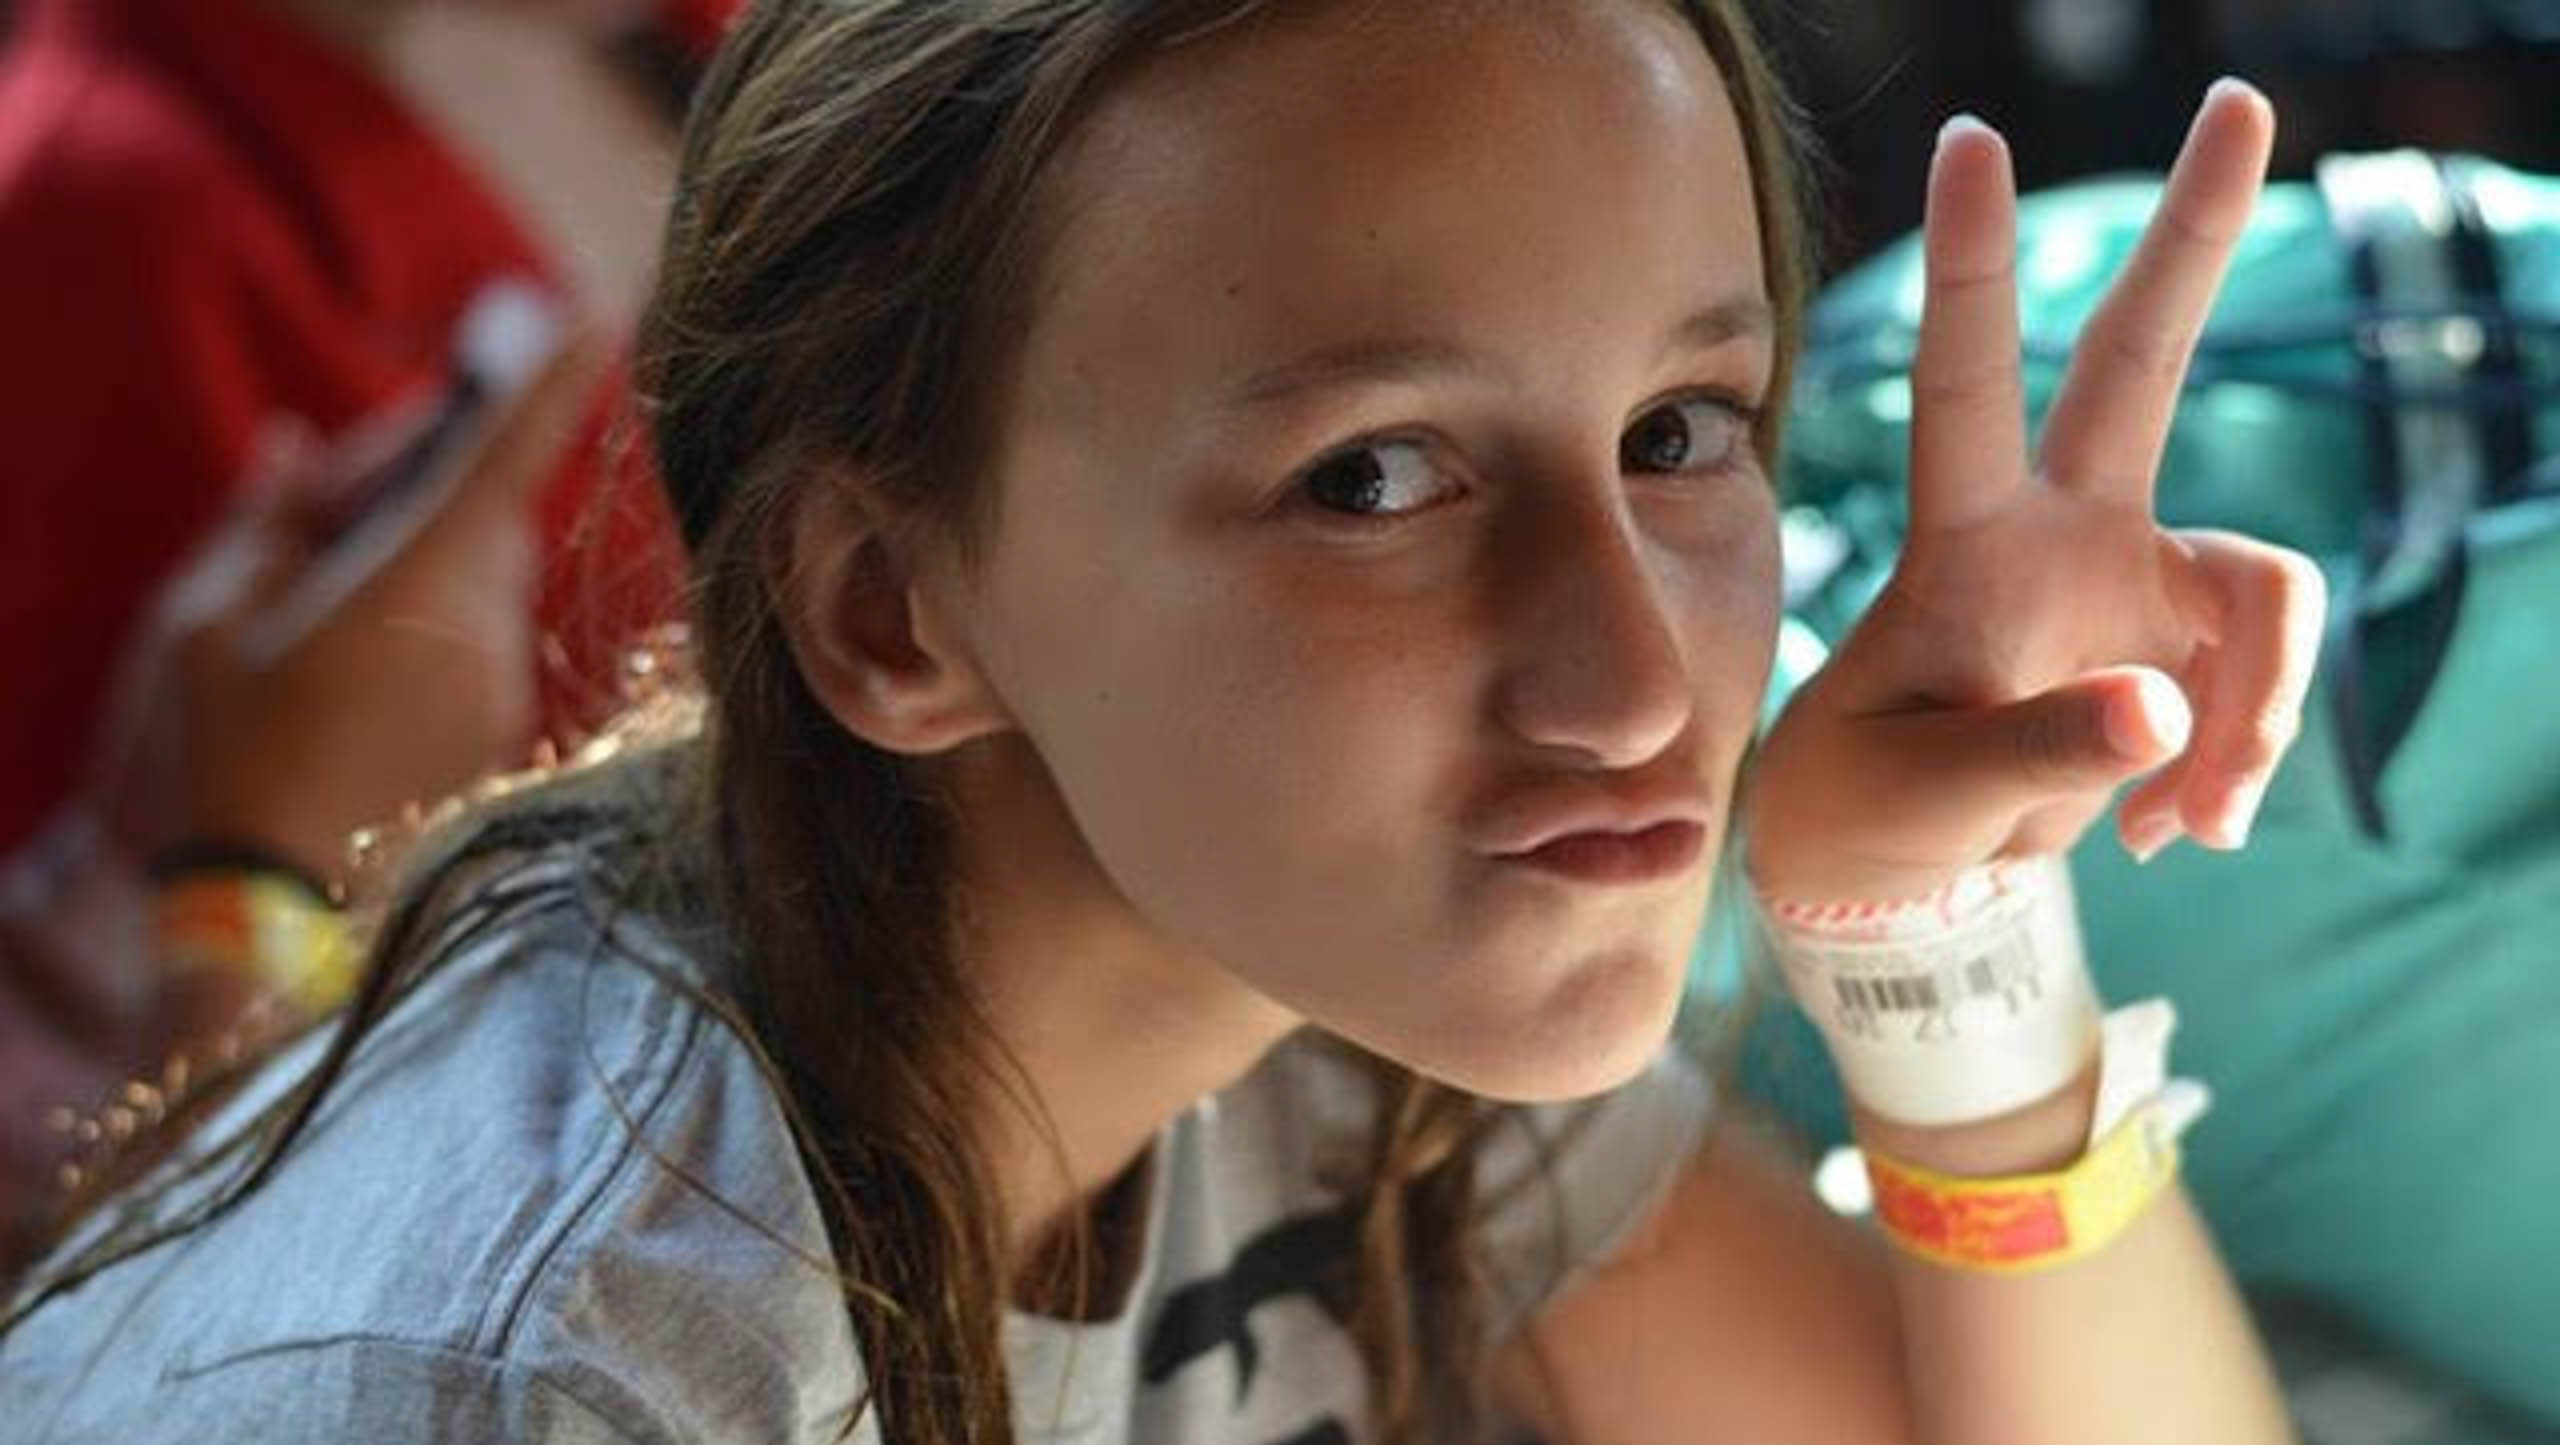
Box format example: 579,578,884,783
1913,351,2022,411
1929,254,2018,297
2093,319,2193,382
2225,711,2299,773
2157,202,2240,257
2250,549,2332,669
2269,548,2330,619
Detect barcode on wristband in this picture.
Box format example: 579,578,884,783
1824,934,2043,1041
1834,973,1942,1016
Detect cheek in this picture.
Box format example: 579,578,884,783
1176,611,1452,887
1658,491,1786,737
989,549,1463,945
974,493,1784,1081
1725,512,1787,691
998,495,1786,909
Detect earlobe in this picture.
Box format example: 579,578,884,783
775,472,1014,757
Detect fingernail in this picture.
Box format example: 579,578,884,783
2108,670,2192,763
1937,113,1991,150
2206,75,2261,106
2125,811,2179,864
2208,781,2268,850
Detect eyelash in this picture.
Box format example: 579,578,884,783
1283,389,1764,532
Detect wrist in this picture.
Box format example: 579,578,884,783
170,798,352,894
1757,855,2102,1128
147,836,341,906
1848,1001,2208,1274
1850,1056,2100,1177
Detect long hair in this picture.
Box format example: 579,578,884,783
9,3,1815,1441
641,3,1812,1438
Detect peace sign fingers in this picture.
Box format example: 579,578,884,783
2035,80,2275,501
1907,117,2033,534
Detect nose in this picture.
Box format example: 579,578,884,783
1487,484,1695,770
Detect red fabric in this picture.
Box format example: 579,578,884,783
658,0,747,61
0,0,686,853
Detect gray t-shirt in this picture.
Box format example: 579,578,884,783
3,850,1711,1443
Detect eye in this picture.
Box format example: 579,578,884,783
1620,394,1756,477
1296,439,1455,520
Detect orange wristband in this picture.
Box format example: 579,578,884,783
155,870,360,1016
1864,1092,2183,1274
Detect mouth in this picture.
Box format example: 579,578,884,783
1495,819,1709,886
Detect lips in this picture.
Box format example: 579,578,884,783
1504,818,1709,884
1474,779,1717,859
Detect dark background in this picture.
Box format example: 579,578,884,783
1761,0,2560,269
3,0,2549,269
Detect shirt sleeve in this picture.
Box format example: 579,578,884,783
1470,1043,1716,1345
0,104,283,850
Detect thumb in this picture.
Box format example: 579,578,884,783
1889,666,2194,806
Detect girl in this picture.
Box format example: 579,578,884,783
3,1,2320,1441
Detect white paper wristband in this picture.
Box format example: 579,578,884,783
1758,855,2103,1127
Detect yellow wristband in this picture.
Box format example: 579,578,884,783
156,870,361,1016
1864,1093,2182,1275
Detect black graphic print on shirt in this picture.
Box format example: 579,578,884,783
1141,1202,1362,1441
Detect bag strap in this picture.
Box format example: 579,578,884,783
2315,151,2516,841
2440,158,2539,505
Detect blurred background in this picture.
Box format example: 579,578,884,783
1763,0,2560,266
9,0,2549,253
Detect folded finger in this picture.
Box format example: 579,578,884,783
2116,652,2212,861
2170,532,2327,848
1878,665,2191,827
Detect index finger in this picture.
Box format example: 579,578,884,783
2036,80,2274,501
1908,115,2031,534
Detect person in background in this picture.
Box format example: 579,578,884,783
0,329,607,1273
0,0,728,1273
0,0,726,874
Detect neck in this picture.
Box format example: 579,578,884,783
940,735,1299,1276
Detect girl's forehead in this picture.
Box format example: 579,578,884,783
1068,0,1727,202
1010,0,1764,423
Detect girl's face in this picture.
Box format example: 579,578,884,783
942,0,1781,1102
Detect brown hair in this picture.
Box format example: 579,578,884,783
7,2,1814,1440
640,1,1813,1439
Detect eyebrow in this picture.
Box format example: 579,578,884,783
1219,294,1774,413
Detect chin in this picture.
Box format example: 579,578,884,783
1397,932,1690,1105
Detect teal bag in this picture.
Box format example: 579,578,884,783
1725,153,2560,1432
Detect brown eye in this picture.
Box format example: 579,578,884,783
1300,440,1448,517
1621,396,1751,476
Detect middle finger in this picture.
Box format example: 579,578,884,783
2035,80,2275,502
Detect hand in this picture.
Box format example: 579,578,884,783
88,328,608,887
1747,82,2324,905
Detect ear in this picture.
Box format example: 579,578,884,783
774,469,1013,757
